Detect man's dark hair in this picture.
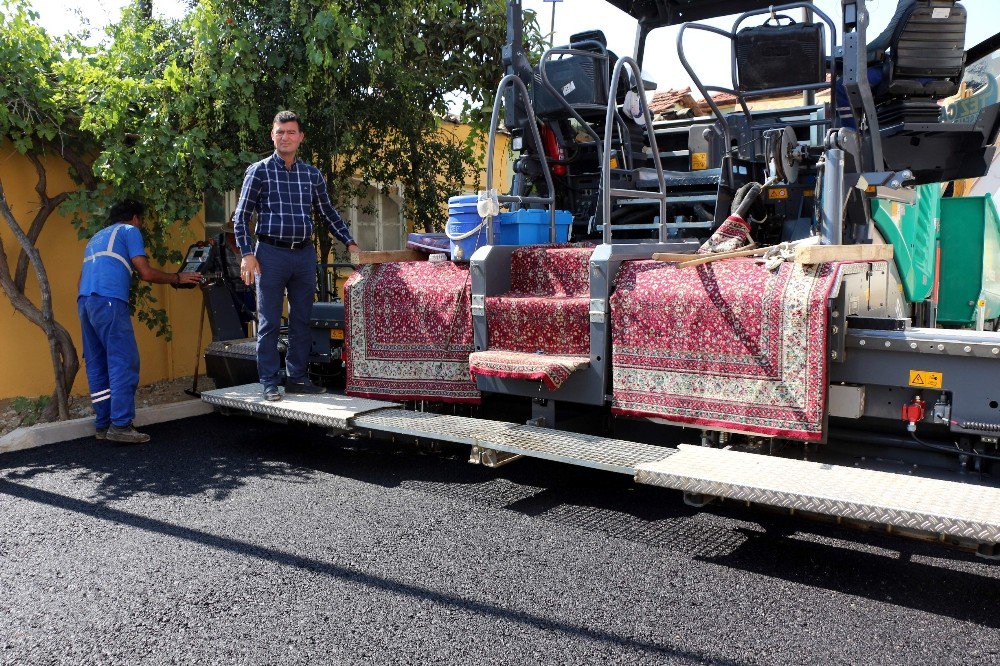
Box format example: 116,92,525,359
107,199,145,225
273,110,303,131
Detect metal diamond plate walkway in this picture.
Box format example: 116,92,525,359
636,445,1000,544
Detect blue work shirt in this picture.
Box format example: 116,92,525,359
231,152,355,256
78,223,146,303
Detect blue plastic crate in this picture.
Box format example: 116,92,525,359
497,209,572,245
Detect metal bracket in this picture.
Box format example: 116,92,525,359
589,298,607,323
469,445,523,468
471,294,485,317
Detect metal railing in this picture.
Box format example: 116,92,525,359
601,56,668,244
676,2,839,151
484,74,557,244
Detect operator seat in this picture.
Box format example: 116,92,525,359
871,0,999,184
873,0,968,125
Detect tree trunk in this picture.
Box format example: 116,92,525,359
0,177,76,420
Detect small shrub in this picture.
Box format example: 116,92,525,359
11,395,51,427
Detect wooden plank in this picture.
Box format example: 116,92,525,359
654,244,763,267
351,249,429,265
652,252,698,262
676,245,766,268
794,243,893,264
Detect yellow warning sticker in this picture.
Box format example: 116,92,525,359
768,187,789,200
691,152,708,170
908,370,943,389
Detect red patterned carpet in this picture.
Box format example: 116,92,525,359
344,261,480,403
472,245,595,388
468,350,589,390
610,258,864,441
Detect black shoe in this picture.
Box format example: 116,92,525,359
106,423,150,444
95,427,108,440
263,385,282,401
284,380,326,395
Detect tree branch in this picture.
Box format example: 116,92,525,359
14,151,70,293
0,175,71,419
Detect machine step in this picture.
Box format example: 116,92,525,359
201,384,398,430
636,444,1000,544
353,409,672,475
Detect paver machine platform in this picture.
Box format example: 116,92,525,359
204,0,1000,558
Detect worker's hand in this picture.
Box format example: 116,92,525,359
240,255,261,286
346,243,360,255
177,272,202,286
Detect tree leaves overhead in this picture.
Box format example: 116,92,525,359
71,0,541,241
1,0,541,346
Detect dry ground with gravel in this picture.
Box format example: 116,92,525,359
0,375,216,438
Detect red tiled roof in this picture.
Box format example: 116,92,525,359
649,87,694,115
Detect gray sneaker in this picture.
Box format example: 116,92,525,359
263,385,282,401
106,423,150,444
95,427,108,440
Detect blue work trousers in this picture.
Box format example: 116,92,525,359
254,241,316,387
77,295,140,428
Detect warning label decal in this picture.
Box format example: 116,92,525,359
908,370,943,389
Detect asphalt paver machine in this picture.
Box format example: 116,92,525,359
204,0,1000,557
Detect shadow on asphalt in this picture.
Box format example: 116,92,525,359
0,476,741,665
2,412,998,630
0,413,319,501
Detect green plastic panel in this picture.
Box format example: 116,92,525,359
871,184,940,303
938,195,1000,326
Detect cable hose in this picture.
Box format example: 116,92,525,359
909,432,1000,463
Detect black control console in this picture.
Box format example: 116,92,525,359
175,242,217,288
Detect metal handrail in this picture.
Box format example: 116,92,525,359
677,2,839,153
601,56,668,244
484,74,557,244
538,43,634,171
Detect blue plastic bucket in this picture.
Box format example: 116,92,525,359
497,209,573,245
447,195,496,261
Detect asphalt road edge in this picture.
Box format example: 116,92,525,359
0,400,214,455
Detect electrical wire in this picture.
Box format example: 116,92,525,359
909,431,1000,463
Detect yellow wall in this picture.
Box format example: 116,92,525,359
0,122,504,400
0,142,211,400
437,120,513,194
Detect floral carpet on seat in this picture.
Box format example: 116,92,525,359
610,258,867,441
485,295,591,355
468,350,590,390
484,244,594,356
472,244,595,388
345,261,480,403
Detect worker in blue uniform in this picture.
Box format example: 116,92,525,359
78,200,203,443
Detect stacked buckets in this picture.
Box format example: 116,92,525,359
446,195,495,261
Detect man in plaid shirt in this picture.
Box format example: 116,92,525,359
233,110,360,401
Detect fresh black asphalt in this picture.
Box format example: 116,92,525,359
0,413,997,665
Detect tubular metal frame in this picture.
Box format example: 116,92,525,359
484,74,557,244
600,56,668,244
676,2,839,151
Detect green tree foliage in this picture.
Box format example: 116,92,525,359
0,0,540,420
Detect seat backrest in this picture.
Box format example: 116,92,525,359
889,0,966,96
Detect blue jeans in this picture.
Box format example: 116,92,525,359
254,241,316,387
78,295,140,428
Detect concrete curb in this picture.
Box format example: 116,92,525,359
0,399,215,455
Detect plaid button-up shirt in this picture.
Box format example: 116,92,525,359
232,152,355,256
